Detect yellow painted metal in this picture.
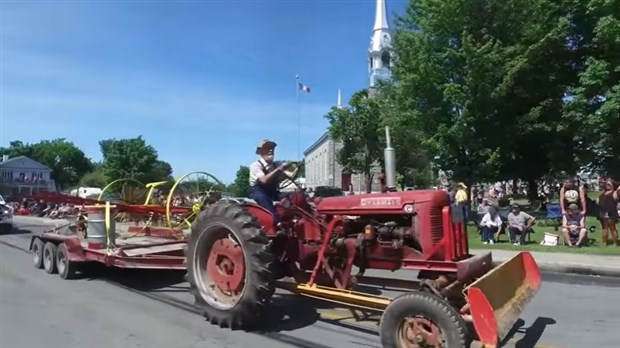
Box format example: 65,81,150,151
165,171,224,230
97,178,146,203
144,181,168,205
276,281,391,311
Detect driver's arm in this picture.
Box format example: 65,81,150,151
249,162,282,186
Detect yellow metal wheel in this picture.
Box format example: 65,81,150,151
98,178,149,223
165,171,224,230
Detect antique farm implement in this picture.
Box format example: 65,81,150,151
28,172,224,283
27,171,224,233
29,129,541,348
184,128,541,347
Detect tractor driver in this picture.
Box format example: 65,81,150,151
249,139,286,226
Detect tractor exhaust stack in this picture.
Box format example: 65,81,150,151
384,126,396,191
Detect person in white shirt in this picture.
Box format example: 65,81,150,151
248,139,286,226
479,206,502,244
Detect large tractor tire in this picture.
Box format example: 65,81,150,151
186,201,275,329
380,291,470,348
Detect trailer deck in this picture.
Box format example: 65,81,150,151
30,222,187,279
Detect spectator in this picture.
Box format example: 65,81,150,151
455,182,469,223
480,205,502,245
562,203,588,247
477,198,490,221
598,179,619,246
507,203,535,246
560,178,587,215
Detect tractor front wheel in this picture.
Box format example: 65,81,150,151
380,291,470,348
186,201,275,329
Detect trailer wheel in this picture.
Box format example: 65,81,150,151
56,243,77,279
42,242,57,274
32,238,44,269
380,291,469,348
187,201,275,329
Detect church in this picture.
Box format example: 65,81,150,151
303,0,392,193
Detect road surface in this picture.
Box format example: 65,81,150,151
0,216,617,348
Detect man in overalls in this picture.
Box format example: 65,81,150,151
248,140,286,226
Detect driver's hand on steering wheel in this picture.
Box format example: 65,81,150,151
276,163,287,172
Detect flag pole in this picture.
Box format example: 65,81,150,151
296,74,301,161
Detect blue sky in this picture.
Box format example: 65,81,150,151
0,0,407,183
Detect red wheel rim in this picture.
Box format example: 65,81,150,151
399,317,444,348
195,228,246,310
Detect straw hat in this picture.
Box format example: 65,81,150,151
255,139,277,155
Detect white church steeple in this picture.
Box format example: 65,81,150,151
369,0,392,88
337,89,343,109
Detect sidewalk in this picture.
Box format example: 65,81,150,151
472,248,620,278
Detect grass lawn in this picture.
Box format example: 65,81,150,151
467,217,620,256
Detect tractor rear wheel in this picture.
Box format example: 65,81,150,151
380,291,469,348
186,201,275,329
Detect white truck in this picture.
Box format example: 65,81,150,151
68,187,103,199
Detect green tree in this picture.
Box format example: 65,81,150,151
564,0,620,177
325,90,384,193
1,139,93,189
80,166,108,188
387,0,580,190
145,160,174,183
230,166,250,197
99,136,159,183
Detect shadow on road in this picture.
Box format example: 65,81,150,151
82,265,381,338
502,317,557,348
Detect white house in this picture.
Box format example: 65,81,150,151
0,155,56,198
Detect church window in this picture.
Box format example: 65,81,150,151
381,50,391,67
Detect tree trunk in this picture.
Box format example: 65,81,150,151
527,179,538,202
365,173,373,193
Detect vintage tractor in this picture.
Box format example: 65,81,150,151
185,128,541,348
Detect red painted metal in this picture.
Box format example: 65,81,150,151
207,238,245,292
31,231,187,271
466,252,541,347
25,191,190,216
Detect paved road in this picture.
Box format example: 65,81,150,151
1,216,618,348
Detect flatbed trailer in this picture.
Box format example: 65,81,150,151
29,203,187,279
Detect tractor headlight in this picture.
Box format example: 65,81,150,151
403,204,414,214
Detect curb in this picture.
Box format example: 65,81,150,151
491,259,620,278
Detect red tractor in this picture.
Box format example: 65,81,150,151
185,130,541,348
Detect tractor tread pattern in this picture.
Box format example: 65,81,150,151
380,291,470,348
186,201,275,330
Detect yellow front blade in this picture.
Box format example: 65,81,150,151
465,252,542,347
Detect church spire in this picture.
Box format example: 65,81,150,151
369,0,392,88
337,89,343,109
373,0,389,31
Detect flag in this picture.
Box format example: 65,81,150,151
297,82,311,93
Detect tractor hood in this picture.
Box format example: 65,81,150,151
315,190,450,215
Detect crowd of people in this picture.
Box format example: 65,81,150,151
449,178,620,247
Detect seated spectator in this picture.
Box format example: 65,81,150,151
562,203,587,247
507,203,535,246
480,206,502,245
477,198,490,220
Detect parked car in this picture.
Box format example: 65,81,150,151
0,203,13,233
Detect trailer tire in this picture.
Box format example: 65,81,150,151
42,242,57,274
32,238,44,269
56,243,77,280
380,291,470,348
187,201,275,329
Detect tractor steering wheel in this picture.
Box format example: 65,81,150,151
278,161,302,190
